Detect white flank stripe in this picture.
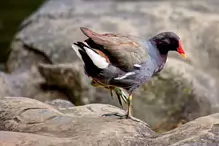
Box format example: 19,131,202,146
134,64,141,68
72,44,82,60
84,46,109,69
114,72,135,80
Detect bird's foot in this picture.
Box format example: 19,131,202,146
125,114,150,126
101,112,123,118
126,115,141,122
101,112,141,122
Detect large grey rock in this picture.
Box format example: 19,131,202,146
0,40,69,104
5,0,219,131
38,62,120,106
0,97,219,146
0,68,67,102
38,62,96,105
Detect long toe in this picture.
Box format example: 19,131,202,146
102,112,131,120
126,115,141,122
101,112,125,118
102,113,149,126
127,115,150,127
102,112,141,122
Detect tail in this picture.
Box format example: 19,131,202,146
72,42,109,76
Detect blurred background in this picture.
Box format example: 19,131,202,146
1,0,219,133
0,0,45,70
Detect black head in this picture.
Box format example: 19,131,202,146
151,32,186,58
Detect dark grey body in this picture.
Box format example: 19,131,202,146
72,27,183,95
87,40,167,93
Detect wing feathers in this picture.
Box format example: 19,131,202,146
79,27,149,71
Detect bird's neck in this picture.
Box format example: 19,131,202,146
147,40,167,67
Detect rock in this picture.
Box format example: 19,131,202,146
134,70,212,132
5,0,219,131
38,62,96,105
0,97,155,146
0,67,68,102
38,62,212,132
45,99,74,109
6,39,52,73
0,97,219,146
38,62,121,106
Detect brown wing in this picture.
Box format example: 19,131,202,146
80,27,149,71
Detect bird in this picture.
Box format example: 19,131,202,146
72,27,186,121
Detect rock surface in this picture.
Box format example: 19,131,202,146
0,97,219,146
0,67,67,102
45,99,75,109
3,0,219,131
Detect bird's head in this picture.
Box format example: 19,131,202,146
152,32,186,58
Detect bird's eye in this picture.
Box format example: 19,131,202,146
170,40,176,44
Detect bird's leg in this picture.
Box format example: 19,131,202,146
113,87,128,106
124,94,141,122
92,80,139,121
91,80,115,100
91,80,103,88
101,88,126,117
91,80,128,103
110,88,114,99
126,94,132,118
102,93,141,122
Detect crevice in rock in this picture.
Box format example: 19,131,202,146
22,42,53,65
25,115,57,125
15,107,48,118
40,83,74,105
11,108,58,125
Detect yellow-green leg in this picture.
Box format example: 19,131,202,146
124,94,141,122
91,80,141,122
126,94,132,118
91,80,128,106
102,94,141,122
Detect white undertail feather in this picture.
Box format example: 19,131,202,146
72,42,109,69
72,44,82,59
83,45,109,69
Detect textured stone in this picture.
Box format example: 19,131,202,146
0,97,219,146
45,99,74,109
0,68,67,101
